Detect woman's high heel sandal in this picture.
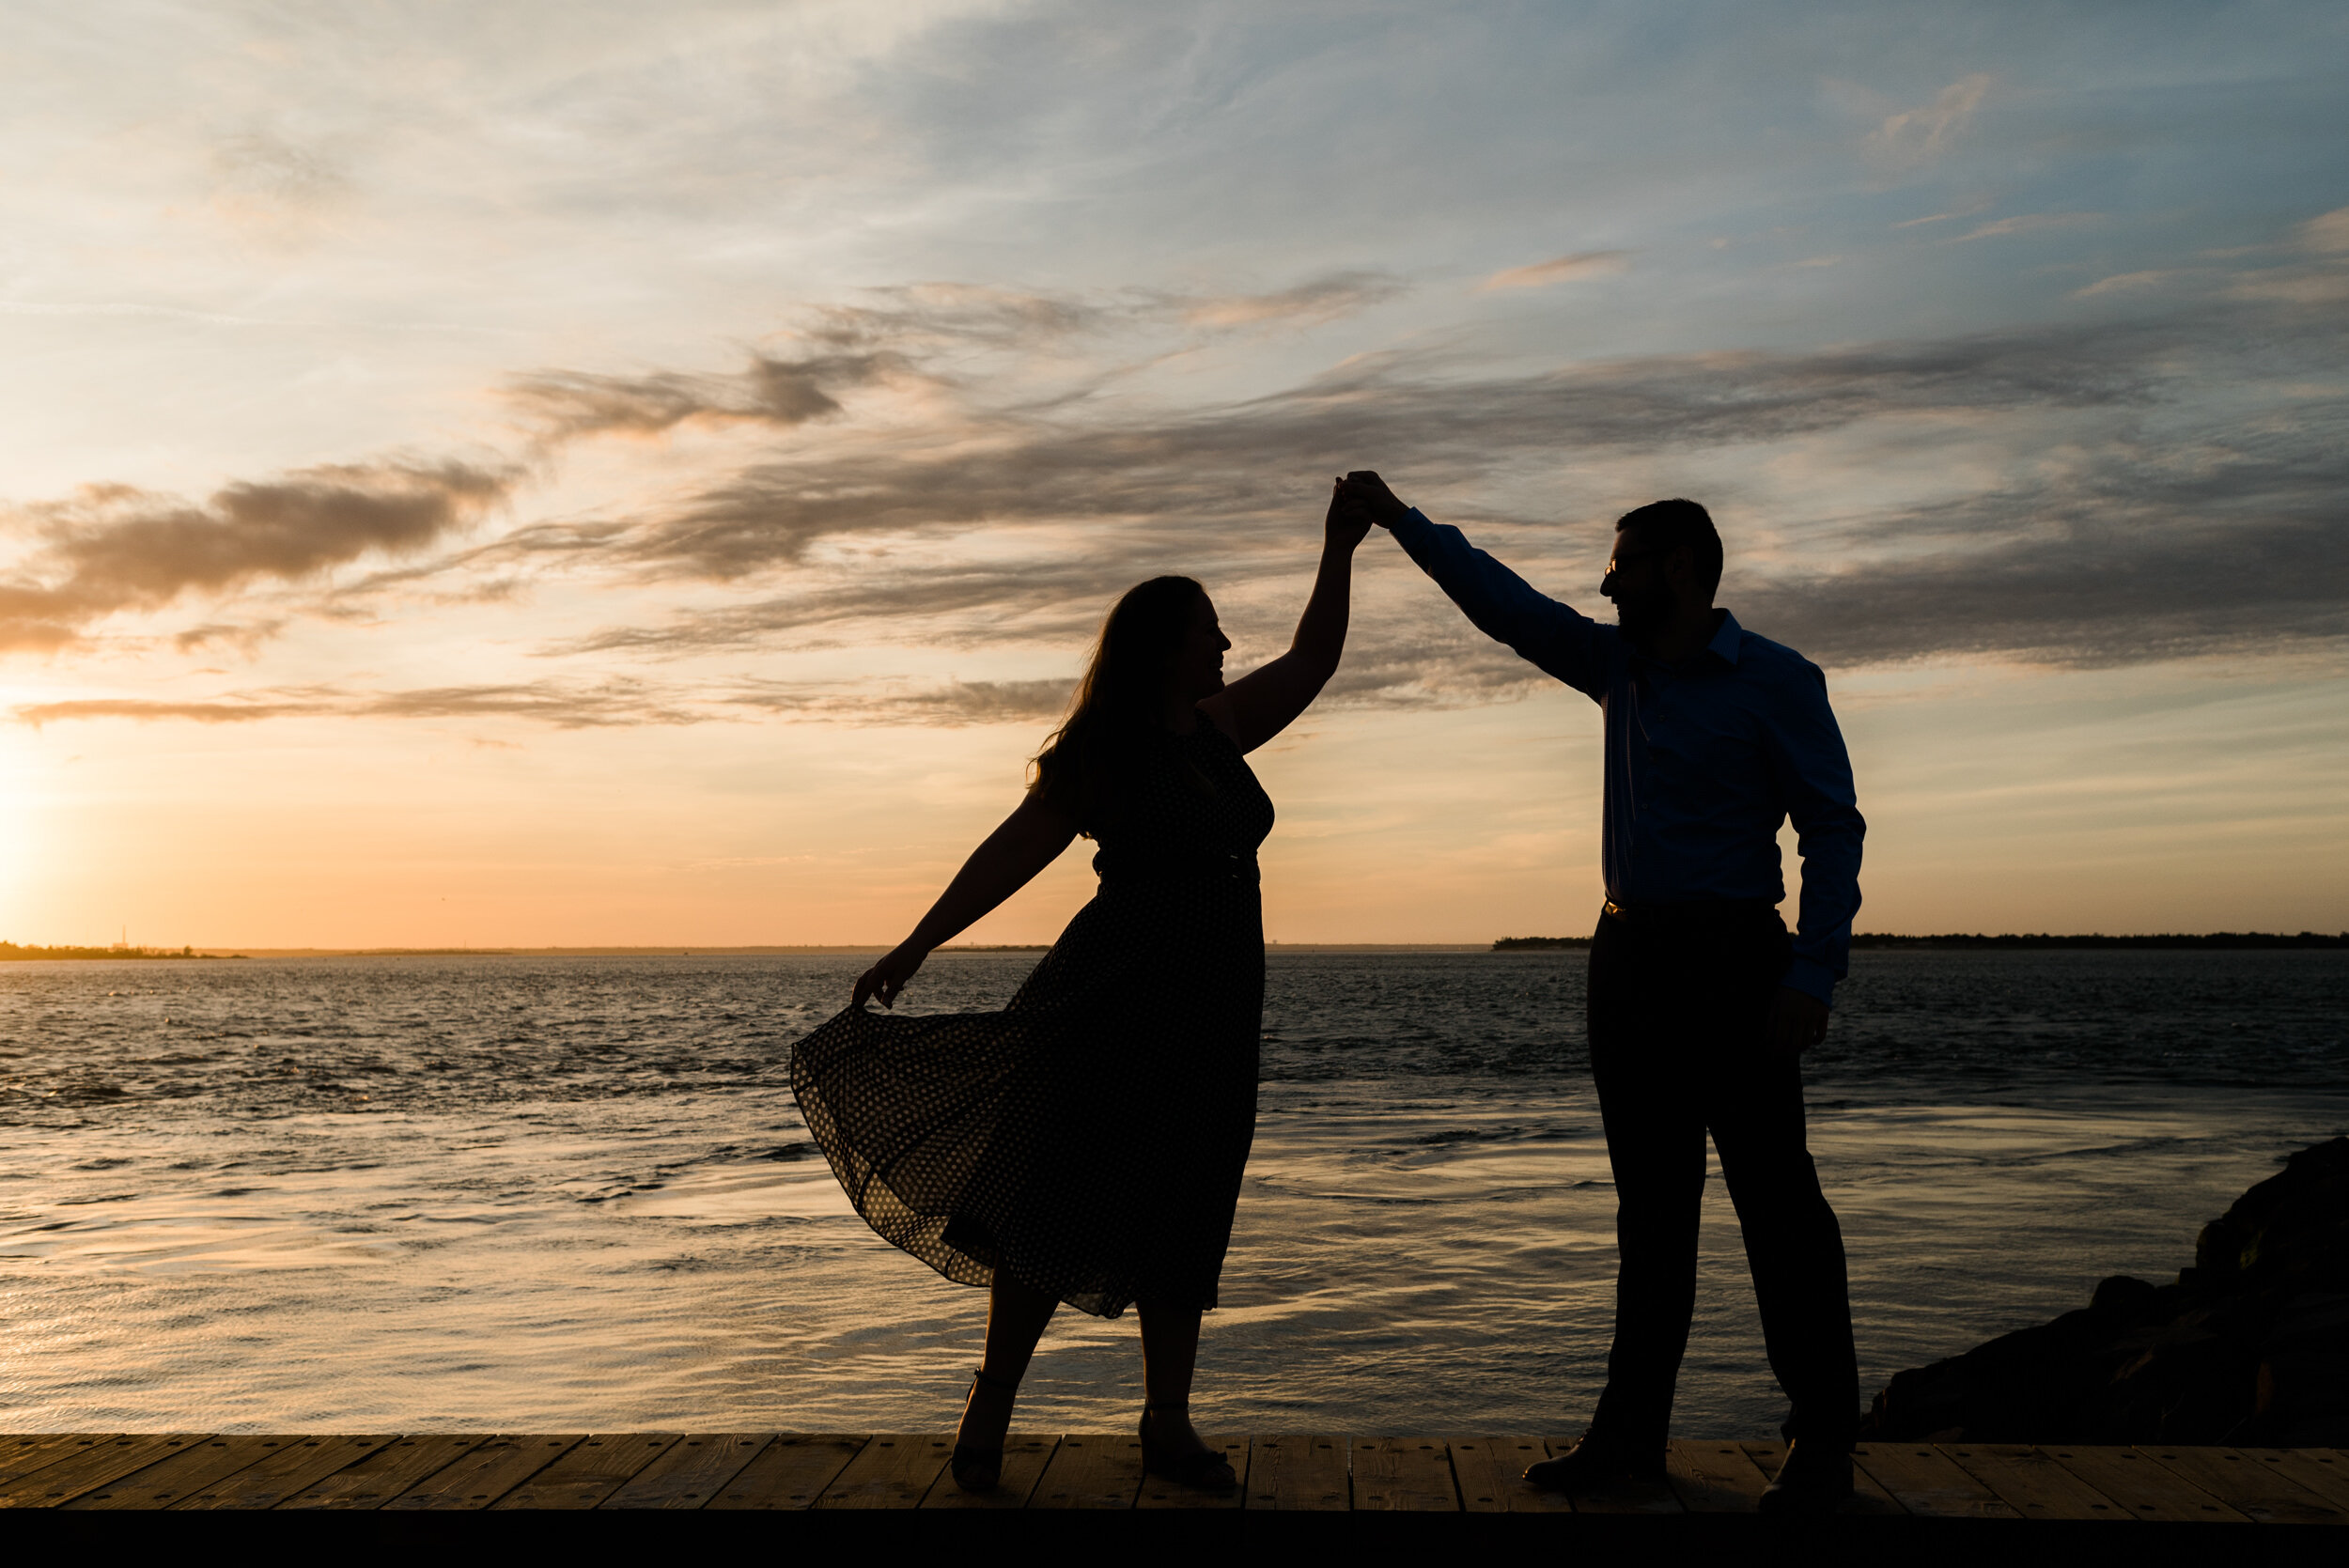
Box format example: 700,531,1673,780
950,1366,1019,1492
1138,1404,1237,1492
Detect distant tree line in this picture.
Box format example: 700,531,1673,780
1844,931,2349,950
0,942,232,961
1495,932,2347,952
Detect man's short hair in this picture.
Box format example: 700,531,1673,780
1617,498,1722,598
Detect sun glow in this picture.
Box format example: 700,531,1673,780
0,723,51,939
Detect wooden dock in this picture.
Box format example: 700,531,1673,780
2,1431,2342,1544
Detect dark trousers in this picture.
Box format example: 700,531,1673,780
1585,906,1859,1452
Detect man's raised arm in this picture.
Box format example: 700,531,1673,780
1342,472,1610,699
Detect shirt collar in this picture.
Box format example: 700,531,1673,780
1705,608,1745,666
1691,610,1748,666
1628,608,1746,673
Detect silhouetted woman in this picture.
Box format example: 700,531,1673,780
789,483,1373,1493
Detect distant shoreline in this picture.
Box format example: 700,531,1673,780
4,932,2342,961
1496,931,2349,952
0,940,1497,960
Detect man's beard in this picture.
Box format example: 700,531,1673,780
1611,585,1673,639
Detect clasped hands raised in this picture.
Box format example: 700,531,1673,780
1325,470,1410,540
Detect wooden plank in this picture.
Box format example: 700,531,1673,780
919,1435,1058,1510
1663,1438,1772,1514
1444,1436,1571,1514
65,1436,285,1510
276,1434,488,1511
1937,1443,2125,1521
381,1435,583,1511
1850,1443,2020,1519
2138,1446,2346,1526
601,1433,772,1510
1544,1435,1681,1514
1026,1433,1144,1511
24,1429,2328,1526
490,1433,681,1510
1242,1435,1347,1511
0,1434,208,1509
2244,1448,2349,1513
172,1436,398,1510
708,1435,868,1511
816,1433,954,1510
1135,1435,1249,1510
1741,1440,1907,1516
0,1435,116,1488
1349,1436,1459,1512
2043,1446,2249,1525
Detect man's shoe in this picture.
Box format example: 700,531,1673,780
1755,1439,1853,1517
1523,1434,1661,1492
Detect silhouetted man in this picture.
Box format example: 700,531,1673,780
1345,474,1863,1516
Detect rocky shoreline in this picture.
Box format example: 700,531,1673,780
1862,1136,2349,1446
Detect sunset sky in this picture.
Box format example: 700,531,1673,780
4,1,2344,947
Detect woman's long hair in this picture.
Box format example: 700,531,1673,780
1030,575,1210,834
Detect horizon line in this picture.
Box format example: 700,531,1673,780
4,930,2345,960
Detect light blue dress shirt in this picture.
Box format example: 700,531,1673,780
1391,508,1865,1004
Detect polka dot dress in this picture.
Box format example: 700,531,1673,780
790,715,1274,1319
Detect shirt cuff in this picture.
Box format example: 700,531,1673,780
1780,955,1838,1008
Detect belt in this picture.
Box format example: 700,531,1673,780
1094,848,1259,886
1601,897,1776,925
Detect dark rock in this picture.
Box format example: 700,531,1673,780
2247,1290,2349,1445
2193,1220,2245,1275
2089,1274,2157,1323
1862,1136,2349,1443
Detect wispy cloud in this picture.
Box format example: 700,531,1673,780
2305,206,2349,253
14,696,317,725
1171,272,1407,329
12,677,699,730
596,318,2182,590
1476,251,1629,291
519,290,2348,679
2073,270,2181,298
0,461,514,652
208,126,352,243
1862,73,1991,171
172,619,287,657
1948,211,2103,243
14,241,2349,723
1892,201,1993,229
729,676,1075,725
2219,208,2349,304
506,274,1405,447
1741,438,2349,667
509,349,904,440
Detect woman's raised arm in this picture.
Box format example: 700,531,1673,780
1201,479,1373,753
851,789,1080,1008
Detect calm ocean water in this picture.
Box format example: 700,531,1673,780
2,950,2343,1436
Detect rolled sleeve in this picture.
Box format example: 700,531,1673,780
1781,955,1841,1007
1766,660,1865,1005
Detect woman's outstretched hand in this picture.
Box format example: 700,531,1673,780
853,942,928,1010
1325,475,1376,550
